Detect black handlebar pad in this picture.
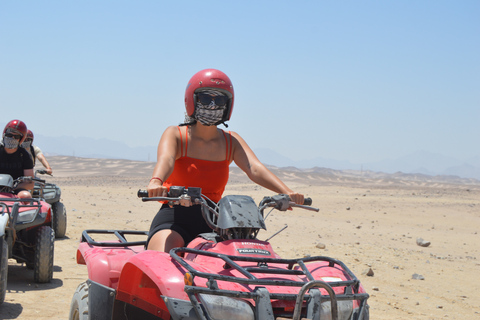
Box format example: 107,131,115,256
137,189,148,198
303,197,312,206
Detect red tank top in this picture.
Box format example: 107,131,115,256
163,127,233,203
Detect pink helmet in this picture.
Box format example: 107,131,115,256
184,69,234,122
3,120,28,144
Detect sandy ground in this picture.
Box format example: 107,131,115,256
1,156,479,319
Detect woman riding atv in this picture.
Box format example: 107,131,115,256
147,69,304,252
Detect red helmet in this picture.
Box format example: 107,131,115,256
3,120,28,143
184,69,234,122
26,130,34,142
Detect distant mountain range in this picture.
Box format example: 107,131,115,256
34,135,480,180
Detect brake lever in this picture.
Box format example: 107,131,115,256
290,202,320,212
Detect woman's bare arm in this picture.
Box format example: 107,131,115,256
147,126,180,197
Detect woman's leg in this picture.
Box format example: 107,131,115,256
147,229,185,252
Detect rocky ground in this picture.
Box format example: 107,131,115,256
1,156,479,319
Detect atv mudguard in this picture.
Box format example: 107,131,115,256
76,242,146,289
77,245,193,318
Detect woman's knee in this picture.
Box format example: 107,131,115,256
147,229,184,252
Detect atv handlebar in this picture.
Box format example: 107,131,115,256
137,190,148,198
17,176,45,185
137,187,318,211
35,169,52,177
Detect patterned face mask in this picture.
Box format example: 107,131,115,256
3,136,19,149
21,140,32,149
194,90,228,126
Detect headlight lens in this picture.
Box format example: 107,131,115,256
199,294,254,320
17,209,38,223
43,190,56,199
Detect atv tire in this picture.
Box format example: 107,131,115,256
33,226,54,283
69,282,89,320
0,237,8,305
52,202,67,238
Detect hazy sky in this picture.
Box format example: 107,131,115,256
1,1,479,164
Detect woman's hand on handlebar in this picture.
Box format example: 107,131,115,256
287,192,304,205
147,179,168,197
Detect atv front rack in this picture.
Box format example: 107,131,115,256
81,229,148,247
0,197,45,230
170,247,369,320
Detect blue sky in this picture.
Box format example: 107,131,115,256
1,1,479,164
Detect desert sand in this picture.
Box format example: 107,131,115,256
1,156,479,319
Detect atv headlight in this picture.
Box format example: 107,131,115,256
43,190,56,200
17,209,38,223
199,294,254,320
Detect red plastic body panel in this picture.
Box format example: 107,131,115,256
0,193,52,226
77,236,368,316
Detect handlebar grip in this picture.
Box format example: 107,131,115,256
137,189,148,198
303,198,312,206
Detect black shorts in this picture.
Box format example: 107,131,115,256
146,203,214,247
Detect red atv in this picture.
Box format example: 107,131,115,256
0,174,55,304
69,187,369,320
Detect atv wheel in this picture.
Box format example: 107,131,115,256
69,282,89,320
0,237,8,305
52,202,67,238
33,226,54,283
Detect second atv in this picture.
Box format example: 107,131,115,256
0,174,55,304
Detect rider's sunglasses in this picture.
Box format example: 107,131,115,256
5,133,23,140
196,93,228,107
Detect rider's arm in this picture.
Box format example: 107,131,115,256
147,126,180,197
17,168,34,191
37,154,52,174
230,132,304,204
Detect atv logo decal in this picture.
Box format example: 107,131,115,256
238,248,271,255
241,242,266,246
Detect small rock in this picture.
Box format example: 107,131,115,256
346,207,351,210
316,243,326,249
412,273,425,280
416,238,431,247
363,268,374,277
372,286,379,291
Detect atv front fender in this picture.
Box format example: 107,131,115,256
114,250,187,318
76,242,145,289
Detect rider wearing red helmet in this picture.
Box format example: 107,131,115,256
22,130,53,174
183,68,235,126
0,120,34,193
146,69,304,252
